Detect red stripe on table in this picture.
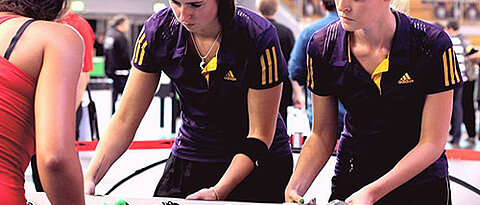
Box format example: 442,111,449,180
76,140,480,161
75,140,175,151
446,149,480,161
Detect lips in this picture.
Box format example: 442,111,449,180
341,16,354,21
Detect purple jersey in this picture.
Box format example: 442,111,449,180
131,7,291,163
307,11,460,185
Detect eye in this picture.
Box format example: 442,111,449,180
190,3,202,8
171,0,181,6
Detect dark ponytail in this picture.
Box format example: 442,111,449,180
0,0,67,21
217,0,235,28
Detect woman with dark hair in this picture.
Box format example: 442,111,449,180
0,0,85,204
84,0,292,202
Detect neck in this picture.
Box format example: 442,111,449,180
0,12,16,17
352,9,396,50
450,31,459,36
264,15,275,20
194,21,222,39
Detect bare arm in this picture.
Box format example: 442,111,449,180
291,79,306,110
75,71,90,109
285,94,338,203
467,51,480,64
187,83,283,200
84,68,160,194
34,24,85,205
346,90,453,204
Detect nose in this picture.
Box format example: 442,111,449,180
336,0,351,13
179,5,192,22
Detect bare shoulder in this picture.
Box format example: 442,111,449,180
28,20,84,50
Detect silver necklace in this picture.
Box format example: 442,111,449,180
190,31,221,69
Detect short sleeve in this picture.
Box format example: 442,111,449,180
131,26,159,73
425,32,462,94
248,26,288,89
306,35,335,96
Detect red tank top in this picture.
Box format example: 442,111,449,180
0,15,36,205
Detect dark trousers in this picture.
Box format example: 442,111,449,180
279,79,293,128
154,153,293,203
330,152,451,205
30,155,44,191
75,105,82,140
330,175,451,205
111,75,128,114
462,80,476,138
451,85,464,143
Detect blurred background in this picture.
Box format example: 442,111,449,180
24,0,480,204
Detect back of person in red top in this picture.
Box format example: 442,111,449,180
0,0,85,204
58,10,95,110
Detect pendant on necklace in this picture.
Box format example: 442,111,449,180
200,61,206,70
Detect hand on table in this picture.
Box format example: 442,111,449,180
285,189,306,204
186,187,218,201
84,180,96,195
345,186,377,205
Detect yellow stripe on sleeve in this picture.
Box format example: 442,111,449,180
306,54,310,85
138,41,148,66
134,33,146,63
309,56,314,89
260,54,267,85
449,48,456,85
452,51,460,83
266,49,273,84
442,51,449,87
272,47,278,82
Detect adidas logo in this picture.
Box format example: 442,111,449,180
224,70,237,81
398,73,414,84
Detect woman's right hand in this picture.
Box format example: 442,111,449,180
84,180,96,195
285,188,304,204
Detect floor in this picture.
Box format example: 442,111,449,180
24,85,480,204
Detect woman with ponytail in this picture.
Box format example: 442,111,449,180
0,0,85,204
286,0,454,204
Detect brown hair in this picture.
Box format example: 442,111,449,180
217,0,235,28
0,0,67,21
257,0,278,17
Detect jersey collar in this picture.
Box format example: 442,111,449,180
172,17,239,67
330,10,411,68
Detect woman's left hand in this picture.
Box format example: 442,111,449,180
345,186,377,205
186,188,218,201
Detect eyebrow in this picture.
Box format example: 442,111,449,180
173,0,204,4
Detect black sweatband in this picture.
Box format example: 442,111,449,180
237,138,268,166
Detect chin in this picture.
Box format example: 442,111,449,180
340,22,354,31
340,22,362,32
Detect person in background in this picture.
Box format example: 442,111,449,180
0,0,85,204
286,0,456,204
94,32,105,56
445,21,475,144
104,14,130,114
468,48,480,123
256,0,294,126
288,0,343,134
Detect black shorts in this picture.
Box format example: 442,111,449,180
154,153,293,203
330,174,452,205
